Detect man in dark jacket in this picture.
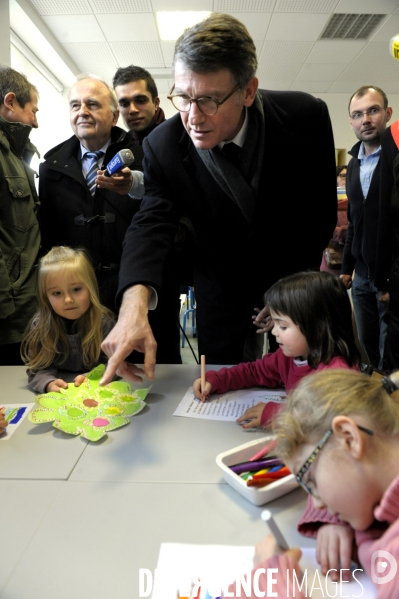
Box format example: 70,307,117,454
340,85,393,370
375,122,399,371
100,14,337,385
40,75,181,364
114,66,184,363
0,66,40,365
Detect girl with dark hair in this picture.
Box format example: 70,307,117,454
192,271,360,427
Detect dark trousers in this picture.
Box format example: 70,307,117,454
352,273,388,370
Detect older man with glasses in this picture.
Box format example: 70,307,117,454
100,13,337,385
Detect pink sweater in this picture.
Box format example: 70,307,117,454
225,474,399,598
206,350,357,426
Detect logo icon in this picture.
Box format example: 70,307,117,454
371,550,397,585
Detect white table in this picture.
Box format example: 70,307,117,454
0,365,311,599
0,366,88,479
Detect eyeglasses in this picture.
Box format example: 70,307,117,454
338,173,346,178
295,424,374,495
350,106,384,121
167,83,241,116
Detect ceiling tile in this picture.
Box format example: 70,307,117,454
110,41,165,67
347,40,395,67
90,0,153,11
30,0,92,14
374,79,399,94
96,13,158,41
257,61,302,79
338,61,392,82
227,12,272,38
259,79,294,89
42,15,106,42
62,42,117,69
213,0,276,11
152,0,212,8
334,0,399,14
266,13,330,40
369,14,399,41
296,62,346,80
259,40,313,62
275,0,338,12
159,40,175,67
375,63,399,84
291,80,334,92
327,80,361,92
305,39,365,62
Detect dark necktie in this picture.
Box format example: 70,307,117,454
85,151,104,196
222,142,241,168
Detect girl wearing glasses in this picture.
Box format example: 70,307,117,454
227,368,399,597
192,271,360,427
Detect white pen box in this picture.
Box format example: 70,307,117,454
216,436,299,506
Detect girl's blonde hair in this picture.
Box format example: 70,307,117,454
273,369,399,461
21,246,113,371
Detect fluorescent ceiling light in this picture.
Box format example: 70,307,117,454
156,11,211,41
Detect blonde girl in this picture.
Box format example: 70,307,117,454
21,246,115,393
226,368,399,598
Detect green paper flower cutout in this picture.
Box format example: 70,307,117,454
28,364,149,441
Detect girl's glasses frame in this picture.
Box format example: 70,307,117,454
295,424,374,495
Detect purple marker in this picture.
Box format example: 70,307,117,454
230,457,282,475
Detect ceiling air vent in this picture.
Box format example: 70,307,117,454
321,13,386,40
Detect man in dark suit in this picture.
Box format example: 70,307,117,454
100,13,337,385
39,75,144,312
340,85,392,370
113,65,184,364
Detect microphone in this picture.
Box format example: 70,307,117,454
390,34,399,60
103,149,135,176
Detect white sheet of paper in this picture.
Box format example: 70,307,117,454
173,387,286,421
151,542,376,598
0,403,34,441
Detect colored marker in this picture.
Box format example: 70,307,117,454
247,478,275,487
261,509,289,550
230,457,282,475
249,438,277,462
229,455,277,468
200,355,206,397
252,466,290,479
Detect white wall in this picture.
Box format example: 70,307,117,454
10,44,72,170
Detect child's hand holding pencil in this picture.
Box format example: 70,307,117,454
192,355,212,402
